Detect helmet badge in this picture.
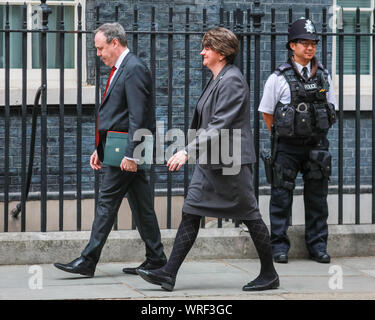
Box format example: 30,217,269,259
304,19,315,33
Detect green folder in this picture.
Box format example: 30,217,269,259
103,131,153,170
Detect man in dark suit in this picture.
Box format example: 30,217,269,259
54,23,166,277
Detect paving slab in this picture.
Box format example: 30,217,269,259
225,258,361,276
1,284,143,300
336,256,375,269
278,292,375,300
360,270,375,278
0,257,374,300
278,275,375,293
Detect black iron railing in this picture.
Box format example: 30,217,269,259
1,0,375,232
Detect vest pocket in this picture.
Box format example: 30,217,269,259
326,103,337,127
294,110,312,136
313,104,330,132
274,104,295,137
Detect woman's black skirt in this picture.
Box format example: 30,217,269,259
182,164,261,220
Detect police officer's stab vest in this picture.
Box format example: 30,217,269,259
273,58,336,139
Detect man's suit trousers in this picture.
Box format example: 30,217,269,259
81,166,166,265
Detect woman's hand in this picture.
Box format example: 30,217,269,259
120,158,137,172
167,150,188,171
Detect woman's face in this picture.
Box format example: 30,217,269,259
200,46,225,69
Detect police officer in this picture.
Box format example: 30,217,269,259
259,18,337,264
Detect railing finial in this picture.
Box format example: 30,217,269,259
251,0,264,30
40,0,52,29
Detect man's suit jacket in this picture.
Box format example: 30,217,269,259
185,63,256,168
97,52,155,162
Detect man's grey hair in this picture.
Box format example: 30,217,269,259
95,22,127,47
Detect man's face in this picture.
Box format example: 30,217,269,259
94,31,117,67
290,39,317,62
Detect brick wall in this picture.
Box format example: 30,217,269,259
1,0,373,196
0,106,96,194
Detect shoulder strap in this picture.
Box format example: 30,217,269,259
280,66,301,104
274,62,292,76
317,61,329,75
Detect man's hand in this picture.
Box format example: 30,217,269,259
167,150,188,171
120,158,137,172
90,150,102,170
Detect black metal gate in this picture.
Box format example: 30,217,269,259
1,0,374,232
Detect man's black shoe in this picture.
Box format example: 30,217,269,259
122,260,167,275
309,251,331,263
242,276,280,291
54,257,95,277
273,252,288,264
136,268,176,291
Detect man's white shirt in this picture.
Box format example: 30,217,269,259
109,48,129,86
108,48,138,163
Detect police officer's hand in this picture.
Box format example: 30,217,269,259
167,150,188,171
90,150,102,170
262,113,274,132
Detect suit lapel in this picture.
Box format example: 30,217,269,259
198,64,232,109
196,73,213,102
189,74,212,129
100,52,132,108
194,64,232,128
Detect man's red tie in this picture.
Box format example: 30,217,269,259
96,66,117,146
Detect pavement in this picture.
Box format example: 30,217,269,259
1,256,375,300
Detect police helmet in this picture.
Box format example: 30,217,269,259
286,18,319,49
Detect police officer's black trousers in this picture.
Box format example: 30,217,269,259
269,142,329,256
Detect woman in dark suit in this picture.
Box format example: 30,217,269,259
137,27,279,292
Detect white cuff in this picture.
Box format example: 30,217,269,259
123,156,139,163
